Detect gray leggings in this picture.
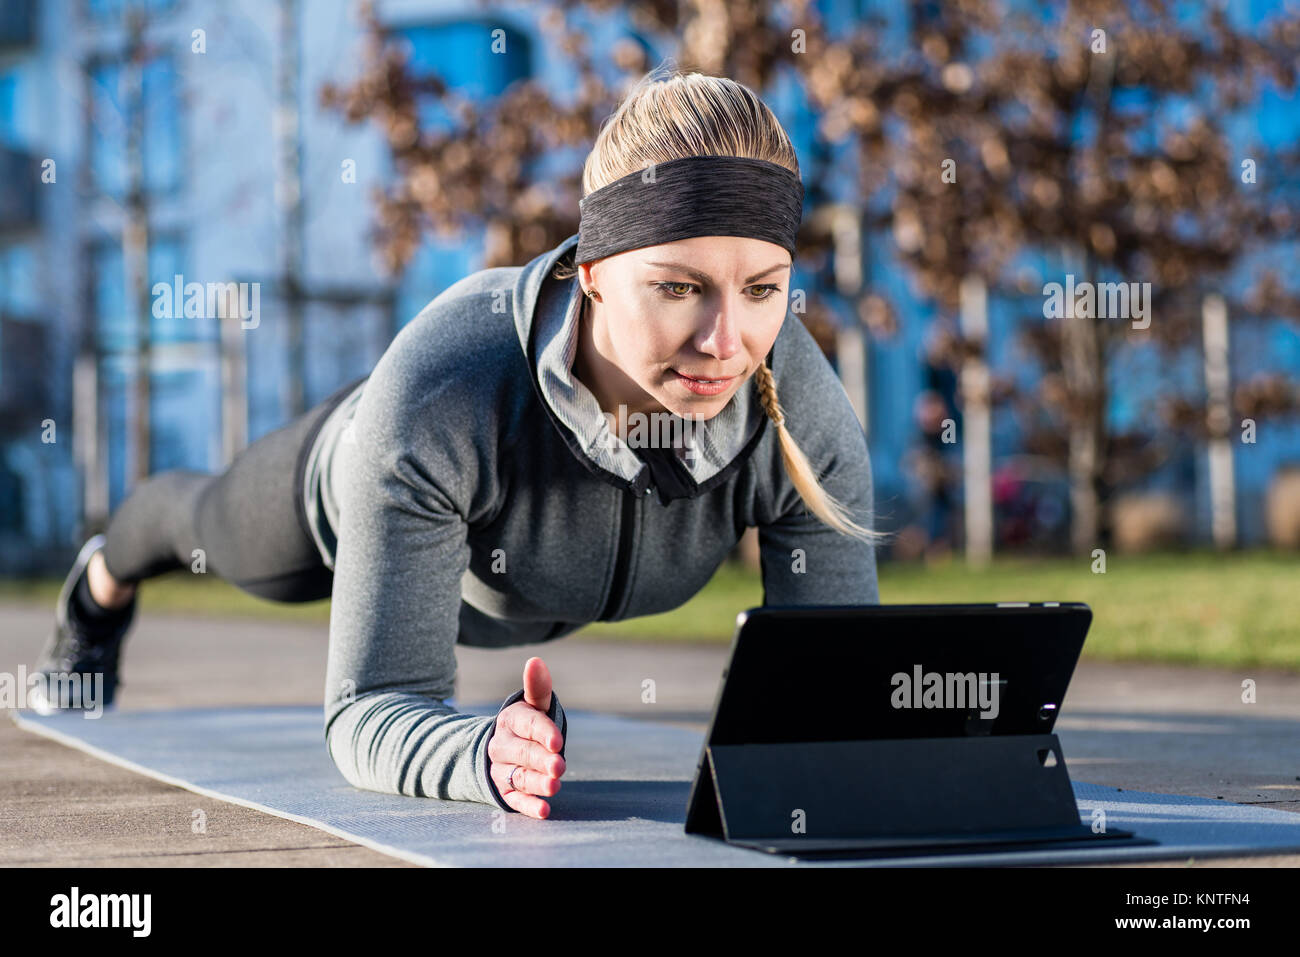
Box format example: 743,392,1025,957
100,376,366,603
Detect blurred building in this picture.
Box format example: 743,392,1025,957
0,0,521,571
0,0,1298,573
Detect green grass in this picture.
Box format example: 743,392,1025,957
582,550,1300,671
2,550,1297,669
877,551,1300,671
0,572,334,625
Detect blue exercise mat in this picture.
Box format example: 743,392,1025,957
12,704,1300,867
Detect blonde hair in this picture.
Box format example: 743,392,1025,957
555,67,884,545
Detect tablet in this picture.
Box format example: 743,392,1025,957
684,603,1148,856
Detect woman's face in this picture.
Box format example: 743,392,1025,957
576,235,791,422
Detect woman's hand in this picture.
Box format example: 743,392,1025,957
488,656,566,819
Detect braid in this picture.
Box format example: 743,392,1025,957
753,360,785,428
753,361,885,544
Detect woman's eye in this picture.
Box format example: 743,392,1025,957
656,281,697,299
655,282,782,301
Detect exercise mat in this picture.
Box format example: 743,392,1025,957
12,705,1300,867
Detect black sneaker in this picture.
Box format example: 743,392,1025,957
29,534,137,716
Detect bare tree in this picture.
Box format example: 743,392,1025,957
821,0,1300,553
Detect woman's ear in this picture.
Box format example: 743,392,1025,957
578,261,602,300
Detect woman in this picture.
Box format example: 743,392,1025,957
31,70,882,821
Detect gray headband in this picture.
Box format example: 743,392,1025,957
574,155,804,265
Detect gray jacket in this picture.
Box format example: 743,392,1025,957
313,232,879,810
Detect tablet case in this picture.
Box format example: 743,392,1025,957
684,603,1155,856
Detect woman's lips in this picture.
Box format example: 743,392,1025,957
672,369,737,396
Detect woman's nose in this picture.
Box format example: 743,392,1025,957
695,296,742,358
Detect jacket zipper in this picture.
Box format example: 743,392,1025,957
598,486,643,620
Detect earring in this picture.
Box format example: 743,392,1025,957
586,288,600,301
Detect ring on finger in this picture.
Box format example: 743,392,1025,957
507,764,525,793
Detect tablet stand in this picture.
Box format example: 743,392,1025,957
685,732,1146,854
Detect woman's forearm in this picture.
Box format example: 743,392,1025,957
324,690,501,806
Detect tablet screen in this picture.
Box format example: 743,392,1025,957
704,603,1091,745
